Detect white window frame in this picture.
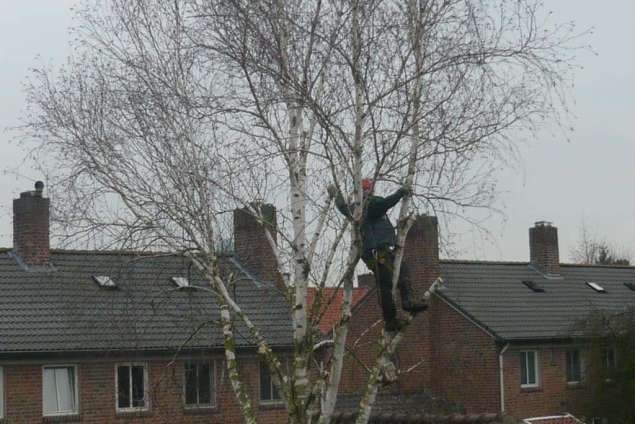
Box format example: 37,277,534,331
520,350,540,388
0,366,4,419
259,360,283,404
565,349,584,384
183,360,216,409
115,363,149,413
42,364,79,417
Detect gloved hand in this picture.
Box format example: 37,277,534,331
400,185,413,197
327,184,338,199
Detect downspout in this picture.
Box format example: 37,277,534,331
499,343,510,415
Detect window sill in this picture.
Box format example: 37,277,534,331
259,401,285,410
520,386,542,393
42,414,81,423
115,410,153,419
566,381,584,389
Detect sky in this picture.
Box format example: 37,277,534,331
1,1,634,262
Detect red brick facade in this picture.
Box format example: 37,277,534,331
503,346,593,419
338,290,432,396
429,298,500,413
1,355,287,423
340,287,594,420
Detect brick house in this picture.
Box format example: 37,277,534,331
340,216,635,422
0,184,292,423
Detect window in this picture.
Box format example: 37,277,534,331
522,280,545,293
0,367,4,419
259,361,281,403
171,277,190,288
603,348,616,370
92,275,116,288
586,282,606,293
184,361,215,408
566,349,582,383
520,351,539,388
116,364,148,411
42,366,78,416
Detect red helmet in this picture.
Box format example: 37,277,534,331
361,178,373,192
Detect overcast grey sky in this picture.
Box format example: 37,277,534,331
1,1,634,262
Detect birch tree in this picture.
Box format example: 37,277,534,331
23,0,581,422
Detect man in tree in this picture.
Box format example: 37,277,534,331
328,178,426,332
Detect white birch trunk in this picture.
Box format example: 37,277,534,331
319,1,366,421
220,304,258,424
391,0,426,297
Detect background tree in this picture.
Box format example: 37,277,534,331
570,223,631,265
22,0,581,422
571,308,635,424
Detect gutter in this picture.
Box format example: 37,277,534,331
523,414,584,424
499,343,510,415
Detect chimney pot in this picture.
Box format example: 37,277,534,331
34,181,44,196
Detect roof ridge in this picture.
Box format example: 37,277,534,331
441,259,529,265
442,259,635,269
48,248,233,258
560,262,635,269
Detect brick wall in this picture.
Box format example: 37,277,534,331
529,222,560,276
429,297,500,413
12,186,50,266
233,204,280,285
503,346,593,420
1,354,287,424
338,289,432,396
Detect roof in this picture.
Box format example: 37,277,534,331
307,287,370,333
0,250,292,355
333,391,502,423
437,260,635,341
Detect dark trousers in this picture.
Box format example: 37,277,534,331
362,247,412,323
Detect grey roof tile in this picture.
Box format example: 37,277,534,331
0,250,292,354
438,260,635,341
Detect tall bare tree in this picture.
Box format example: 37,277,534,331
23,0,581,422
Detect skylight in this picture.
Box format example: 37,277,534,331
624,282,635,292
586,282,606,293
92,275,116,289
171,277,190,288
522,280,545,293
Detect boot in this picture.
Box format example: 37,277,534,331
402,298,428,315
384,318,408,332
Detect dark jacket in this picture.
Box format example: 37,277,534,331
335,188,406,254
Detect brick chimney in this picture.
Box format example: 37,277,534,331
529,221,560,276
233,203,279,284
404,215,440,300
13,181,50,266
